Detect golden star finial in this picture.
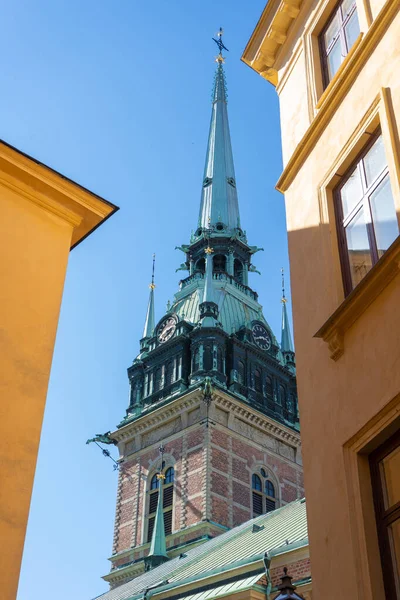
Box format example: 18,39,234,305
205,246,214,255
156,473,165,480
149,283,156,290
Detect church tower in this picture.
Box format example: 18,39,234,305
103,33,303,588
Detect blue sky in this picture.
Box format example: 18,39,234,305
6,2,292,599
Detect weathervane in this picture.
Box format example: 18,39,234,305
149,253,156,290
212,27,229,63
281,267,287,304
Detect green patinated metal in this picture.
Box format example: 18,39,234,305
280,300,294,354
93,499,308,600
198,61,240,232
145,475,169,571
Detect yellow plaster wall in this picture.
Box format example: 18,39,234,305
278,48,311,166
277,6,400,599
0,186,73,599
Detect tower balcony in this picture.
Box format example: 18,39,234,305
180,271,258,302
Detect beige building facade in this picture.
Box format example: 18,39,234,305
243,0,400,597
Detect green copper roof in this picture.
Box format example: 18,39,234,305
281,300,294,353
172,275,283,361
198,62,240,231
147,477,168,564
143,286,155,339
93,498,307,600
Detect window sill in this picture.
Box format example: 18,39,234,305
314,236,400,360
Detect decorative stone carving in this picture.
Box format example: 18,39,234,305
142,417,181,447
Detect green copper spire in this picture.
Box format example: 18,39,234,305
145,446,169,571
198,30,240,232
142,254,156,339
280,269,294,353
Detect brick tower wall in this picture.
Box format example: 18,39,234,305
110,391,303,573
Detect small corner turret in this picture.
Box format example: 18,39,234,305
280,268,296,373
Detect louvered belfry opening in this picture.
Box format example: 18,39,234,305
147,467,174,543
252,472,276,517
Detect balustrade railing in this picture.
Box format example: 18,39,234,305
180,270,258,301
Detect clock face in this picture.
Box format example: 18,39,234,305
157,316,178,344
252,322,272,351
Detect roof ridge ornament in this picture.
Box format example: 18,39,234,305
212,27,229,63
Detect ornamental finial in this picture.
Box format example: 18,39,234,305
149,253,156,290
281,267,287,304
212,27,229,63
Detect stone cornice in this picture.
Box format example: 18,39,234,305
112,388,203,442
275,0,399,192
0,139,118,249
241,0,302,86
213,391,301,447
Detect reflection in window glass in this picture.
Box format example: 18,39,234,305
344,11,360,51
345,208,373,287
388,519,400,594
364,134,387,186
327,41,343,81
324,13,340,47
341,167,363,217
320,0,359,85
381,444,400,509
336,134,399,294
370,177,398,258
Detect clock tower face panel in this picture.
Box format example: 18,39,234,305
251,321,272,351
157,315,178,344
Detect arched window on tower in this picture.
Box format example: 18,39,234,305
203,345,213,371
279,385,286,406
234,259,244,283
193,347,201,372
237,360,245,384
217,347,223,373
265,376,273,399
252,470,277,517
213,254,226,274
165,361,174,386
147,466,175,543
254,368,262,393
252,474,263,517
154,367,162,392
195,258,205,274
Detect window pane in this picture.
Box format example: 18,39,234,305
388,519,400,597
370,177,399,258
326,39,342,80
345,208,373,287
340,167,363,218
364,136,387,187
341,0,356,18
344,9,360,51
324,12,340,49
252,474,262,491
380,444,400,509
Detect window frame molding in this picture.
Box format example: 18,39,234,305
318,0,360,88
343,393,400,599
369,430,400,598
143,459,176,545
276,0,398,193
314,89,400,360
250,464,280,517
334,129,395,296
